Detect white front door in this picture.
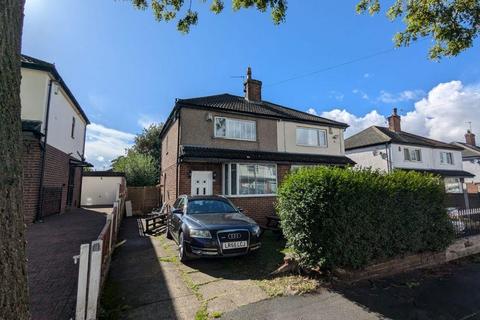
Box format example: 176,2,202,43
191,171,213,196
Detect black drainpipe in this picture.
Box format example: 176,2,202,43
175,107,181,199
35,79,54,222
77,124,88,208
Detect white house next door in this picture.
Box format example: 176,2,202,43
191,171,213,196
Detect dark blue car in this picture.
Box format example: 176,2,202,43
166,195,262,262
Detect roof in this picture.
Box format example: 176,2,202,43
452,142,480,159
179,145,355,166
160,93,349,138
397,168,475,178
345,126,463,151
83,171,125,177
21,54,90,124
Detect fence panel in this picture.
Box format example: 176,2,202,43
126,186,160,214
450,208,480,238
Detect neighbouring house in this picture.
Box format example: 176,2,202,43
21,54,91,224
159,67,354,224
451,130,480,194
345,108,474,208
81,171,126,207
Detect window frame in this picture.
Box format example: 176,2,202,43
440,151,454,165
295,127,328,148
404,147,422,162
222,163,277,197
214,116,257,142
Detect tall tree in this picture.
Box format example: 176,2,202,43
0,1,29,320
133,123,164,181
111,151,158,186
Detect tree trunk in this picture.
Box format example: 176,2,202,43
0,1,29,319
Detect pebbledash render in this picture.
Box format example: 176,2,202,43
159,68,354,225
20,55,91,224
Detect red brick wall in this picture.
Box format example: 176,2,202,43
22,133,42,224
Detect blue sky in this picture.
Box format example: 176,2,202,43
23,0,480,168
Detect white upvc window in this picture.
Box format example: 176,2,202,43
440,152,454,165
404,148,422,162
444,177,463,194
214,117,256,141
223,163,277,196
296,127,327,147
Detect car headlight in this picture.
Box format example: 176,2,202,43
189,229,212,239
252,225,261,236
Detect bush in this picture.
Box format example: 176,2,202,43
276,167,454,270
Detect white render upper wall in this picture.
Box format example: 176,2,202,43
276,121,345,156
463,160,480,183
346,145,389,171
20,68,49,131
20,67,87,160
390,143,463,171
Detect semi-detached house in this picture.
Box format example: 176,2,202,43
20,55,91,224
159,68,354,224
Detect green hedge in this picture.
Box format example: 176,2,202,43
276,167,454,269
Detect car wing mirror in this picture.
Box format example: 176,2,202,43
172,209,183,215
238,207,244,213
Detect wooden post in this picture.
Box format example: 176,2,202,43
75,244,90,320
107,215,113,253
86,240,103,320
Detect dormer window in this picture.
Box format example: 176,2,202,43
440,152,454,165
214,117,256,141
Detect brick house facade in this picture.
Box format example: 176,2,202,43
21,55,90,224
160,68,354,224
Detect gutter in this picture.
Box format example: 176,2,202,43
35,79,54,222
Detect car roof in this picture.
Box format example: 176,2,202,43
182,195,228,201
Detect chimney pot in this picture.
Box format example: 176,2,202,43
244,67,262,102
465,129,476,146
387,107,401,132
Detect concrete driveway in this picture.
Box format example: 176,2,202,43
222,256,480,320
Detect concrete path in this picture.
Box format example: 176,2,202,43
26,207,109,320
104,218,269,319
223,257,480,320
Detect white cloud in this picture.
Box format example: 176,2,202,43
321,109,386,137
352,89,369,100
138,114,162,129
85,123,135,169
363,73,371,79
307,108,318,115
321,80,480,142
329,91,345,101
378,89,425,104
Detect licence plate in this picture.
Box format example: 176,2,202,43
222,241,248,250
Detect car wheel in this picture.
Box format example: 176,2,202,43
165,218,173,239
178,232,188,262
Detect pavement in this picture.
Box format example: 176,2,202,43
103,217,269,319
26,207,110,320
222,257,480,320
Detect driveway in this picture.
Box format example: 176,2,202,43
26,207,109,320
222,256,480,320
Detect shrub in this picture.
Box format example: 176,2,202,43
276,167,454,270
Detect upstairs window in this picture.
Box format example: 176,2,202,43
404,148,422,162
440,152,454,165
71,117,75,139
214,117,256,141
296,127,327,147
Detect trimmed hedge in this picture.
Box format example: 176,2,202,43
276,167,454,269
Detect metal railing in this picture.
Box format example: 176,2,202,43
449,208,480,238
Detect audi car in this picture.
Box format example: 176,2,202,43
165,195,262,262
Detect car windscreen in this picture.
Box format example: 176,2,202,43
187,199,237,214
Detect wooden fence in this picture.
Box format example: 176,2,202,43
126,186,160,214
74,185,125,320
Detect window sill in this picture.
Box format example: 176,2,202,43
223,194,277,198
213,136,257,142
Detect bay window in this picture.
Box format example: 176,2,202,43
296,127,327,147
223,163,277,196
214,117,256,141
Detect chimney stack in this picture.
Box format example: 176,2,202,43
465,129,476,146
387,108,401,132
244,67,262,102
